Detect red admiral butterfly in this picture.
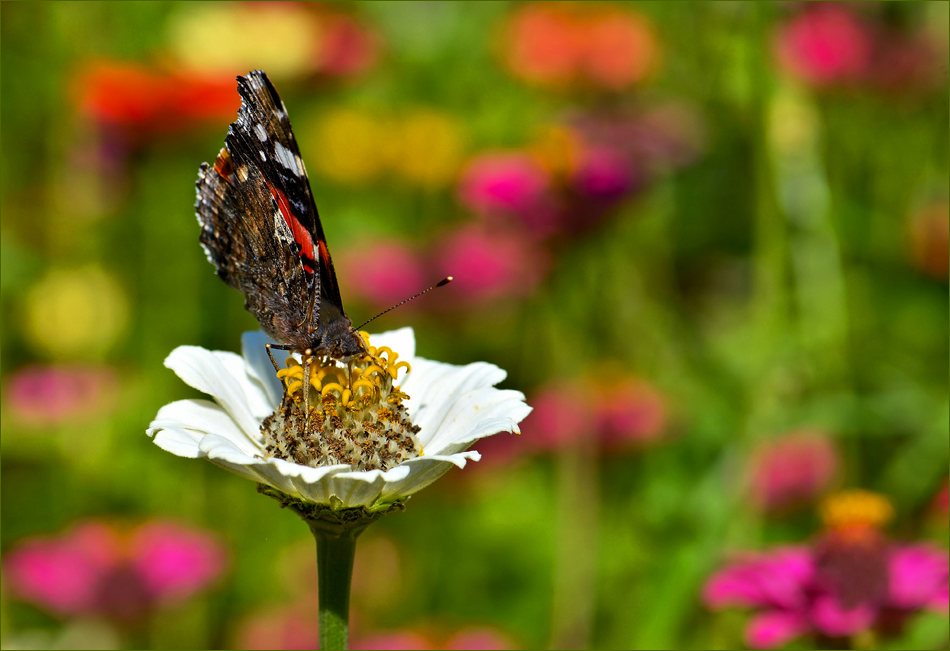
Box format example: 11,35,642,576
196,70,366,415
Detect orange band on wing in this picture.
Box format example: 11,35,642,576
213,148,234,183
268,184,317,273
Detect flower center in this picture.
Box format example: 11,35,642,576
820,489,894,533
260,332,423,472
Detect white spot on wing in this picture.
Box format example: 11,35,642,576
259,150,267,161
254,124,268,142
274,142,301,174
200,242,215,264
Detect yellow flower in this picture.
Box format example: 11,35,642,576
168,3,320,79
310,107,389,184
390,109,466,188
24,266,128,359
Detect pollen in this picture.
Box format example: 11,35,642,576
261,332,423,472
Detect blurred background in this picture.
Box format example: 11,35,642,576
1,2,948,649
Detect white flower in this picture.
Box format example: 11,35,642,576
147,328,530,511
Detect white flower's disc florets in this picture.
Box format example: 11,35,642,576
262,333,422,472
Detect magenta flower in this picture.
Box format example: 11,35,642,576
457,152,557,234
3,519,228,623
434,225,548,302
477,376,668,467
595,379,667,449
130,521,229,603
704,492,950,649
5,364,117,426
570,146,637,201
773,6,873,87
748,431,839,513
339,240,428,307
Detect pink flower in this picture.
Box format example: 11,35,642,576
5,364,117,426
888,544,950,611
3,519,228,623
351,631,434,650
595,379,666,449
457,153,557,234
339,240,428,308
434,225,548,302
477,376,667,467
2,523,115,616
318,14,380,77
519,382,593,450
570,146,637,201
773,6,873,87
236,606,320,650
704,526,949,648
445,627,515,650
748,431,839,512
131,521,229,604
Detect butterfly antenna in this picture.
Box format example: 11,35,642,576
355,277,453,330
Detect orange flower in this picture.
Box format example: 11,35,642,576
502,3,661,90
582,9,660,89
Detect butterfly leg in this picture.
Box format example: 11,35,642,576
302,349,313,431
264,342,294,372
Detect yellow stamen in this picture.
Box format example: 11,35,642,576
351,378,377,396
321,382,345,397
391,361,411,378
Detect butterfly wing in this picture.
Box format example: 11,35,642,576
196,71,349,350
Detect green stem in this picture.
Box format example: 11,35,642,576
255,485,405,650
313,528,360,651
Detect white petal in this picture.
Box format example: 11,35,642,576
148,398,262,455
379,452,480,502
241,331,287,407
164,346,263,441
212,350,273,420
196,434,265,483
425,389,532,456
149,426,203,458
402,358,509,448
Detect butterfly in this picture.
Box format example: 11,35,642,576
195,70,366,408
195,70,366,360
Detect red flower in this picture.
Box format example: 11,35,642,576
75,62,238,138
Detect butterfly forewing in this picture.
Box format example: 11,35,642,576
195,70,360,357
